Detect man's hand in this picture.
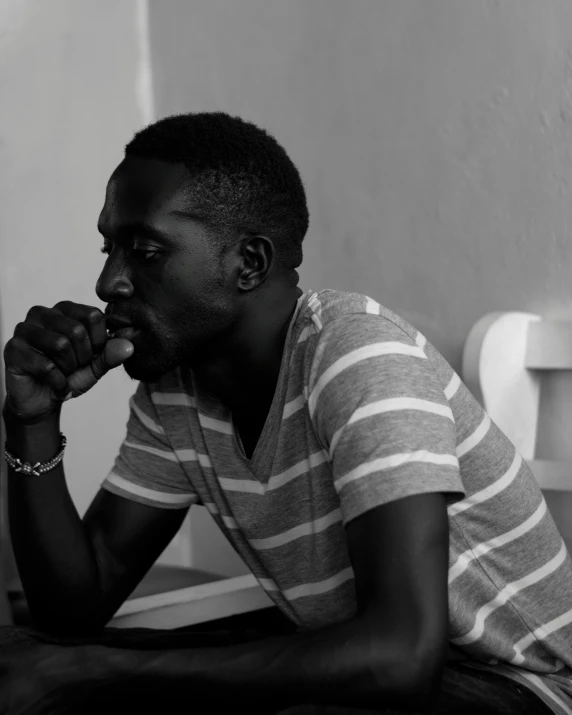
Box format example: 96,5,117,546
3,301,134,424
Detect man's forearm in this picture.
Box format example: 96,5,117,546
109,610,439,711
4,406,102,633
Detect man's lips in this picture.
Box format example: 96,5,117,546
109,326,141,342
105,317,142,342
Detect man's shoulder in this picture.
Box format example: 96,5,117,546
300,289,420,344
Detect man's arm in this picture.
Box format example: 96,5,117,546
3,300,190,634
6,407,188,634
107,492,449,712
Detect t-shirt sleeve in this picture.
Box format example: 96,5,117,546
308,314,465,525
101,381,200,510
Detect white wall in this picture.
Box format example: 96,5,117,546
0,0,145,515
148,0,572,564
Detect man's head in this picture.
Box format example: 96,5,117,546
96,112,309,382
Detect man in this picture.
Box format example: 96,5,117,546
2,112,570,714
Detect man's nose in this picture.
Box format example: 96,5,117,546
95,255,134,303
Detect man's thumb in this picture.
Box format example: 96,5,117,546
64,339,134,399
93,338,135,377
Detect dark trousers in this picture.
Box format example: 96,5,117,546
0,617,553,715
277,664,553,714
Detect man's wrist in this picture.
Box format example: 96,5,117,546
2,399,62,429
3,402,63,464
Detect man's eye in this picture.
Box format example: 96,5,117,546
99,244,160,262
132,248,160,263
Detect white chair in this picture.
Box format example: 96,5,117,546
463,311,572,549
109,509,273,628
5,517,273,630
110,567,273,629
5,506,273,630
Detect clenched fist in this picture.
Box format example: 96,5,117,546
3,301,134,424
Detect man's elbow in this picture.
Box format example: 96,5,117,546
401,641,446,710
365,635,446,712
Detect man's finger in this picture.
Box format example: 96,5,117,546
93,338,134,378
65,339,134,398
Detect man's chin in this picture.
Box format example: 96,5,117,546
122,354,176,383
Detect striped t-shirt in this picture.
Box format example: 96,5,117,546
103,289,572,714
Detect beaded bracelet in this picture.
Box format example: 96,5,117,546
4,433,67,477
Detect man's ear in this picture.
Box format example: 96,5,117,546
237,235,275,291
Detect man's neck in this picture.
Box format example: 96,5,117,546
192,285,303,415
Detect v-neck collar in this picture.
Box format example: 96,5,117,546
193,292,308,475
234,292,307,470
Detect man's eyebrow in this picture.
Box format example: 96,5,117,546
97,222,174,244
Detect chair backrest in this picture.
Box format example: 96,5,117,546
463,311,572,492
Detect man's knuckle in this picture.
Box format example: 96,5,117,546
4,336,25,360
43,360,59,375
26,305,45,320
86,309,103,324
71,324,87,341
54,336,71,354
53,300,70,312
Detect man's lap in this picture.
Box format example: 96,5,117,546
276,664,553,714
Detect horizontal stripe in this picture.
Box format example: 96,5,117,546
258,568,355,601
105,472,197,506
448,500,547,585
307,292,321,311
283,394,305,420
329,397,454,459
219,451,329,495
257,577,279,592
309,342,427,416
520,673,572,715
124,440,178,462
511,606,572,666
203,502,239,529
311,314,323,331
176,449,212,469
151,392,196,407
248,509,343,550
203,503,342,549
415,332,427,350
297,325,313,343
335,451,459,491
199,414,233,435
448,452,522,517
456,414,491,459
444,372,461,400
451,541,568,646
281,567,354,601
130,397,164,435
123,440,213,469
308,293,323,331
365,297,380,315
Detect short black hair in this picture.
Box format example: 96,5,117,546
125,112,309,275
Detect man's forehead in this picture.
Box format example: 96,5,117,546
108,157,191,203
99,157,198,226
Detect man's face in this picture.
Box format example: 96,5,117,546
96,156,238,382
